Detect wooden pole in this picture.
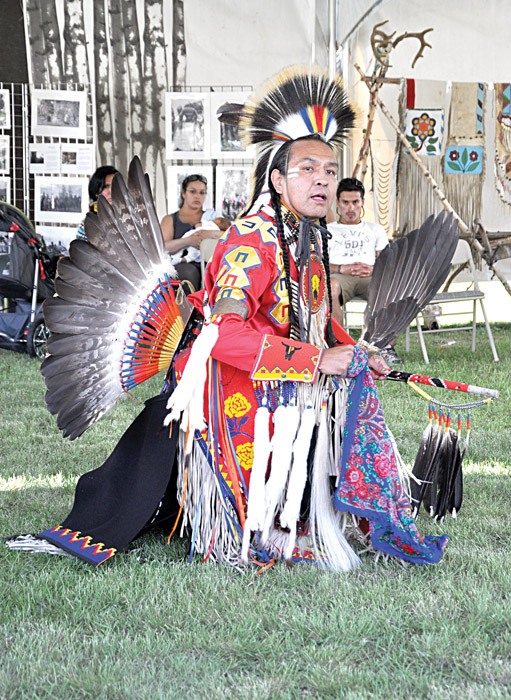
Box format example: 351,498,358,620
352,64,388,181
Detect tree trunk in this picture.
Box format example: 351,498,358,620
93,0,114,164
63,0,90,86
39,0,63,86
109,0,130,175
25,0,47,86
122,0,144,158
142,0,168,198
172,0,186,87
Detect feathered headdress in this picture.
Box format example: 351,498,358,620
239,66,357,213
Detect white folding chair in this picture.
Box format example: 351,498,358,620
199,237,220,282
405,239,499,363
342,296,367,334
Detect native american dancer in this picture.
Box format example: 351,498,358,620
9,68,455,569
163,177,448,568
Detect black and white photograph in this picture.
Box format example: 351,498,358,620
215,166,251,220
34,176,88,224
167,165,213,213
37,226,74,254
61,150,76,166
31,89,87,139
166,92,210,159
29,143,61,174
0,176,10,203
0,89,10,130
0,136,10,175
60,143,94,175
210,91,255,160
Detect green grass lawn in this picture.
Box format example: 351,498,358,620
1,325,510,699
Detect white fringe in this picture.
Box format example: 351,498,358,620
241,404,272,561
280,404,316,560
387,426,411,496
331,385,348,478
261,403,300,544
5,535,72,556
178,436,241,566
264,527,290,561
299,295,329,350
310,403,360,572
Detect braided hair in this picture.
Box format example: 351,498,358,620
268,139,299,333
318,220,337,348
267,135,337,347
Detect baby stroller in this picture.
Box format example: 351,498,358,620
0,202,59,359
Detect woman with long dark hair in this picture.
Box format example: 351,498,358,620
160,173,230,291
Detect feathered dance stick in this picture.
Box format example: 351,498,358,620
385,370,499,400
388,373,492,521
354,210,499,522
356,210,499,400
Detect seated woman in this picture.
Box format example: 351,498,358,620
76,165,119,241
160,174,230,291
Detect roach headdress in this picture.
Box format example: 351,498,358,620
240,66,357,213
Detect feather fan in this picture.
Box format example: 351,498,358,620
41,156,192,440
361,212,459,349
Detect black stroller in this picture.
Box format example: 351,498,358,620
0,202,60,359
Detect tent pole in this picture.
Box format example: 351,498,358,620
329,0,336,78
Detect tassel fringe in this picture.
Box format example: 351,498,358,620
310,402,360,572
241,404,272,561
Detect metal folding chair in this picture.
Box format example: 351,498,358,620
405,239,499,363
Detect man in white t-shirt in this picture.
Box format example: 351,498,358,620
328,178,402,365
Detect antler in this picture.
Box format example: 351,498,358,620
370,21,433,69
392,27,433,68
370,21,396,67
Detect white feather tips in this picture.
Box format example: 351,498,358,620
260,404,300,544
280,405,316,560
241,404,272,562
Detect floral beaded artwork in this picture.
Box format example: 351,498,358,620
404,108,444,155
445,145,483,174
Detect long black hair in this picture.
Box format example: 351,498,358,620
88,165,118,202
268,135,336,347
